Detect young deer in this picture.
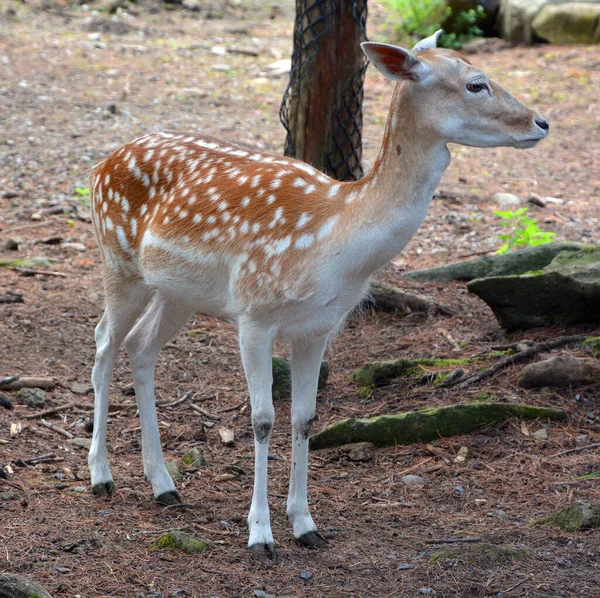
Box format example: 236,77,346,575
88,31,548,562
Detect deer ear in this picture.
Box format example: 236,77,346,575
413,29,443,53
361,42,428,82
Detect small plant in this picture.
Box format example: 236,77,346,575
74,186,90,206
383,0,485,49
494,207,556,254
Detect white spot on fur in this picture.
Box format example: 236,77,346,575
317,214,339,240
296,212,312,228
295,233,314,249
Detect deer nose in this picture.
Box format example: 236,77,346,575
535,117,549,132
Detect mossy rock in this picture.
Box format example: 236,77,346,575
0,256,57,269
532,3,600,44
0,573,54,598
151,531,208,554
309,402,567,450
272,355,329,400
536,502,600,532
165,460,182,482
468,246,600,330
351,357,473,388
431,543,531,568
182,448,207,467
583,337,600,356
403,242,582,283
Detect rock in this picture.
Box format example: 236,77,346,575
499,0,600,43
218,427,235,446
67,438,92,449
467,247,600,330
253,591,278,598
272,355,329,400
165,460,182,482
0,573,54,598
492,192,523,207
299,570,313,580
62,242,87,252
519,356,600,388
182,0,201,10
341,441,374,462
17,387,46,408
532,3,600,44
536,502,600,532
266,58,291,75
151,531,208,554
182,448,207,467
70,383,93,395
211,45,227,56
309,403,566,450
404,242,582,283
402,474,426,485
211,64,232,73
3,239,19,251
398,563,411,570
0,394,13,410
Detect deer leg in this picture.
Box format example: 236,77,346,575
124,293,193,505
239,321,277,563
89,283,149,497
287,334,328,548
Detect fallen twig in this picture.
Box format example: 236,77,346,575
24,403,74,420
215,398,247,413
190,403,221,420
40,419,74,439
13,267,67,277
425,537,482,544
548,443,600,459
157,390,195,408
447,335,587,389
0,293,24,304
1,220,66,234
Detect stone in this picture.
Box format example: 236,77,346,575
165,460,182,482
151,531,208,554
211,64,232,73
492,192,523,207
499,0,600,43
404,242,582,283
272,355,329,400
182,448,207,467
431,543,531,567
536,502,600,531
182,0,201,10
17,387,46,408
467,246,600,330
3,239,19,251
0,573,54,598
70,383,93,395
402,474,426,485
340,441,374,462
532,3,600,43
519,356,600,388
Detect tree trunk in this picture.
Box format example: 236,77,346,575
282,0,368,181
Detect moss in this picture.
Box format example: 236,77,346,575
309,402,567,450
272,356,329,399
583,337,600,356
351,356,496,388
151,531,208,554
431,543,531,568
536,502,600,532
182,448,206,467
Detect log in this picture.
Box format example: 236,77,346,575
366,281,453,316
309,402,567,449
0,376,55,390
0,573,54,598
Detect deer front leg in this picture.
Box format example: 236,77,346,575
287,334,328,548
239,322,277,563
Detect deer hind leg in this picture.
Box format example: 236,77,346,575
238,320,278,563
89,280,149,497
123,292,194,505
287,334,328,548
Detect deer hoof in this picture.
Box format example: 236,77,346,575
296,531,328,548
91,481,114,497
156,490,182,506
249,542,278,564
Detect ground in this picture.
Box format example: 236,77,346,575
1,1,599,597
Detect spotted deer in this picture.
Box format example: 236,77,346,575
87,31,549,562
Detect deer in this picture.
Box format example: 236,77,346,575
87,30,549,563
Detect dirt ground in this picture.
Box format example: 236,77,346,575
1,1,599,597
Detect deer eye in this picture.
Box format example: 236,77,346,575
467,81,487,93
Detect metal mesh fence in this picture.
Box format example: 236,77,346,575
280,0,368,181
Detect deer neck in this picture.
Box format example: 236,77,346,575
335,83,450,278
